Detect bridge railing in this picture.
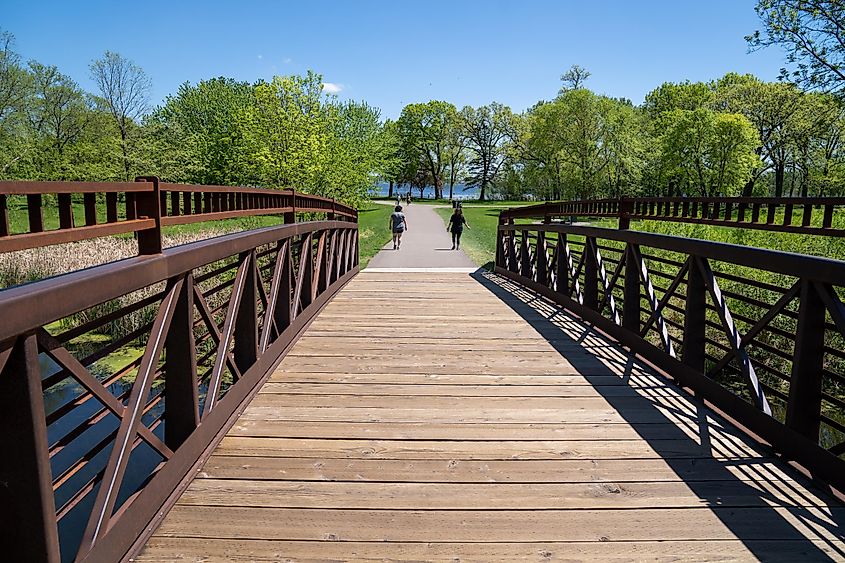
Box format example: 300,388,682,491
496,217,845,493
0,177,356,254
500,196,845,236
0,188,358,562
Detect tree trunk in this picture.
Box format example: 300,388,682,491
449,181,454,200
121,130,130,182
434,178,443,200
742,178,755,197
479,179,487,202
774,161,785,198
388,180,394,198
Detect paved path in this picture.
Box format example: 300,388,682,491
367,203,476,269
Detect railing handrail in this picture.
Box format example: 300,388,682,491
0,177,357,255
498,222,845,285
494,219,845,494
0,220,357,342
0,211,360,562
500,196,845,237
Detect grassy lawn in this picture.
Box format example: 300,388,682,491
357,204,393,268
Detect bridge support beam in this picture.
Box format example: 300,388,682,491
164,274,199,449
623,244,640,333
683,257,707,374
583,237,599,311
786,280,826,441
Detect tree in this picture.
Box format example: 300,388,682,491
321,100,390,206
602,99,647,197
461,103,513,201
156,77,255,185
396,101,457,199
559,64,591,93
643,80,712,118
0,30,30,127
90,51,152,180
244,72,331,189
748,0,845,91
658,109,760,196
714,75,804,196
0,30,33,177
444,113,468,200
27,62,91,179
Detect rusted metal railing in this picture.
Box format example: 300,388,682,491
0,177,356,254
0,180,359,562
501,196,845,235
496,209,845,494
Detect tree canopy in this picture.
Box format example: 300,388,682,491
4,21,845,204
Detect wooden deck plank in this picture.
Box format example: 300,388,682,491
177,479,832,510
136,538,845,562
228,420,728,441
196,456,798,484
139,271,845,561
150,506,845,543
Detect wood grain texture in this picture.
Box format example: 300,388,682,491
139,271,845,561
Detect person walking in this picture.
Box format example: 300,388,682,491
447,208,469,250
390,204,408,249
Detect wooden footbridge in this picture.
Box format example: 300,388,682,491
2,181,845,562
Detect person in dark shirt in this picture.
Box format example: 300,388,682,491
390,205,408,249
447,208,469,250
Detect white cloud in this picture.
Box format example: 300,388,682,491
257,54,263,60
322,82,343,94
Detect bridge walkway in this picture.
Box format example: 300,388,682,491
137,270,845,561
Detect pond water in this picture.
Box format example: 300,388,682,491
40,352,168,562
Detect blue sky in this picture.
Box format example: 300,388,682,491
5,1,786,119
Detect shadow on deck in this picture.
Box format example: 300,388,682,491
475,270,845,561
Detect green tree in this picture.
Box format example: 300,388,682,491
748,0,845,90
396,101,458,199
90,51,152,180
659,108,760,196
714,74,804,196
27,62,91,179
156,77,254,185
0,30,34,177
461,102,513,201
444,111,468,200
643,80,712,118
559,64,591,94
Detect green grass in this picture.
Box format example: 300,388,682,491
357,204,393,268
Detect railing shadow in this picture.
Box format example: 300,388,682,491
472,268,845,561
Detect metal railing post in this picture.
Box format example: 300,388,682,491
163,274,199,449
682,257,707,373
135,176,163,255
285,189,297,224
786,280,826,440
0,334,61,562
622,243,640,332
584,237,599,310
618,197,632,230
